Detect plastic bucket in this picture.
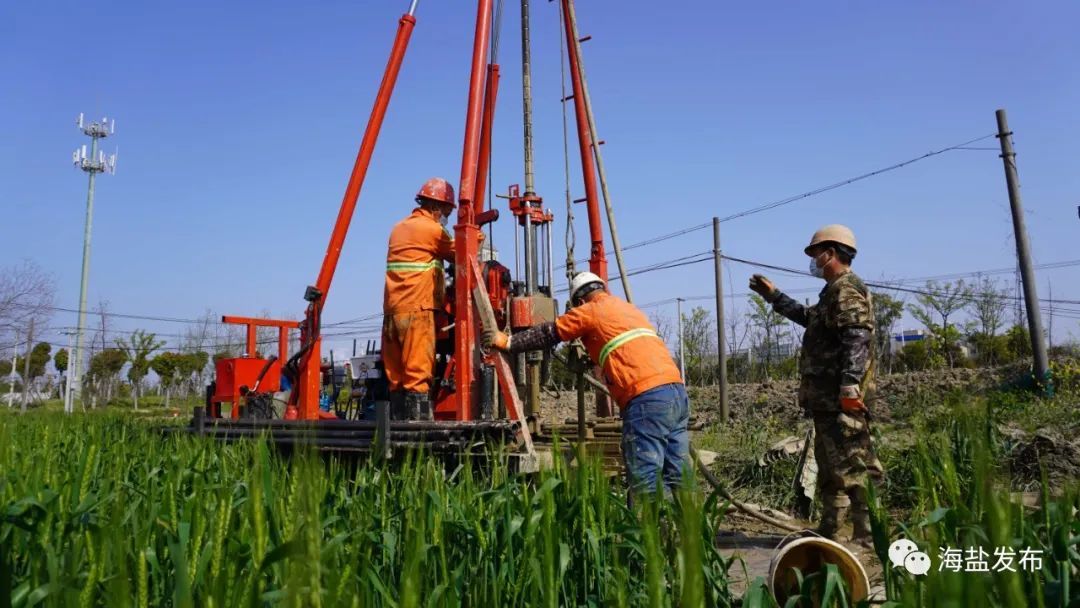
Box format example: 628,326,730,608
768,535,870,604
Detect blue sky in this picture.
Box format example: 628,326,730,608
3,0,1079,362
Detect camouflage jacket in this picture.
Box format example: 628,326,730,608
771,271,876,407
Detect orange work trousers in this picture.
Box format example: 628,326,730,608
382,310,436,394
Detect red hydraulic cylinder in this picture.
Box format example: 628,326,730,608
473,63,501,214
561,0,606,283
453,0,495,421
295,9,418,420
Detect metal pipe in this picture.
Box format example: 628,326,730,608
524,211,535,293
560,0,605,282
546,216,554,290
520,0,536,195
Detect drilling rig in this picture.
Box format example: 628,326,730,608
189,0,631,468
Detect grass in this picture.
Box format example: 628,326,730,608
0,412,738,607
3,381,1078,606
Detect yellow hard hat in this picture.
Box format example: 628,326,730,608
805,224,856,255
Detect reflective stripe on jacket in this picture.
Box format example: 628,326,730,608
383,208,455,314
555,292,683,408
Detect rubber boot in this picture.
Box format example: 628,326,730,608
416,394,433,421
850,492,875,549
816,504,848,541
389,391,408,421
405,392,432,421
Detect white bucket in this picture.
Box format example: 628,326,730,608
768,535,871,604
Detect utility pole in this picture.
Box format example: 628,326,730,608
995,109,1050,390
70,113,116,411
676,297,686,381
6,329,17,408
63,331,75,414
20,318,34,412
713,217,729,423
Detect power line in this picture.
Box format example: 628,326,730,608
720,254,1080,306
6,301,379,329
557,132,997,270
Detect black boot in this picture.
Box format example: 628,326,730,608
816,504,849,541
389,391,408,421
405,392,433,421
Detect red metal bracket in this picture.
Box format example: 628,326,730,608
506,184,553,226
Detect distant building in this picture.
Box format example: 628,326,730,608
891,330,927,354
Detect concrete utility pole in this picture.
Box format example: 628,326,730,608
995,109,1050,390
70,114,117,410
676,297,686,381
6,329,17,408
63,331,75,414
20,318,34,412
713,217,729,423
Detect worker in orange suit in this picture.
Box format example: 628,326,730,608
382,177,458,421
483,272,690,496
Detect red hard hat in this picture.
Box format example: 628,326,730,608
416,177,456,207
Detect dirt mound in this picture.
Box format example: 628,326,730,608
1004,428,1080,489
539,366,1012,427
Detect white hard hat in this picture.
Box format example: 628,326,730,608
569,272,605,302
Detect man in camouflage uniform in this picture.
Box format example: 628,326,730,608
749,224,884,548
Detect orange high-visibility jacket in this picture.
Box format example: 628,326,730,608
384,208,455,314
555,292,683,407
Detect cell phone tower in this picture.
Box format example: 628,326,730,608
68,113,117,413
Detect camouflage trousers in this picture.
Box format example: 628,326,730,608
812,410,884,535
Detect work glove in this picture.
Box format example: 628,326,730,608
839,385,867,414
749,274,778,302
482,328,511,351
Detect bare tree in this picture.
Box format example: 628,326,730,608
182,309,219,390
0,260,55,350
650,311,672,348
681,306,716,385
747,295,789,379
873,292,905,374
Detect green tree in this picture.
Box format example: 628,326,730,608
151,352,181,408
117,330,165,410
176,351,209,397
910,280,972,368
54,348,68,376
28,342,50,381
1005,324,1033,361
86,349,126,407
967,277,1008,366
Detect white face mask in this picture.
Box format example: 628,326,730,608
439,214,448,227
809,254,826,278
